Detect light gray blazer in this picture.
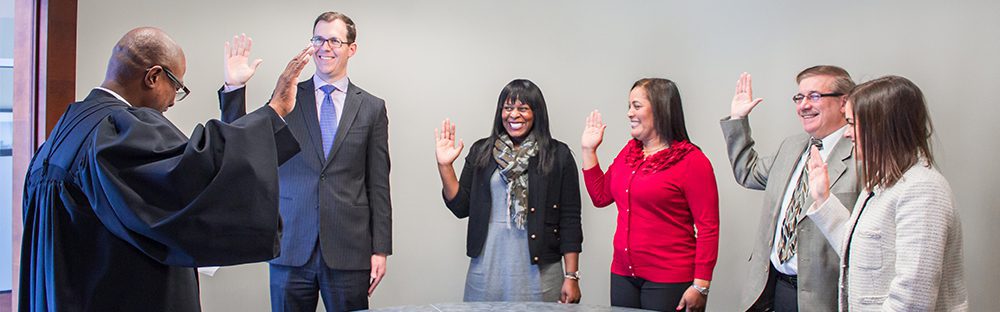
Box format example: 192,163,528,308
721,117,859,311
808,163,968,311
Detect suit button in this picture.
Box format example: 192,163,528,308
552,204,558,209
530,207,536,213
530,234,537,239
320,174,326,181
553,228,558,233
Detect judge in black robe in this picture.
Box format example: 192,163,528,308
18,27,314,312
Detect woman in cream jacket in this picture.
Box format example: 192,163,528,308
805,75,967,311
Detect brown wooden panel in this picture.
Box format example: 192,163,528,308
37,0,75,138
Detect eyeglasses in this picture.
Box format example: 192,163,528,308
792,91,843,105
310,36,353,48
147,66,190,102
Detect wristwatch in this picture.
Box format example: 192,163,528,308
691,284,710,295
564,271,581,280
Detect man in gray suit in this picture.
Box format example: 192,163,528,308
219,11,391,312
720,66,859,312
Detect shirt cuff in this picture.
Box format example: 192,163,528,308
222,84,245,93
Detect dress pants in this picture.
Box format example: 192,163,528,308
757,264,799,312
270,244,370,312
610,273,691,312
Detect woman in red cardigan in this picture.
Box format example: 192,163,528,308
580,78,719,312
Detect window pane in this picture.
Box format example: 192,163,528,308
0,0,12,293
0,67,10,111
0,0,11,59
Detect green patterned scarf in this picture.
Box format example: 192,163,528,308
492,133,538,229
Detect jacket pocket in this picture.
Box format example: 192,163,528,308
857,295,887,306
852,229,883,270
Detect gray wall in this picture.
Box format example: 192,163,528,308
76,1,1000,311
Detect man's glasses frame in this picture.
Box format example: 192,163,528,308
147,65,190,102
792,91,843,105
310,36,353,48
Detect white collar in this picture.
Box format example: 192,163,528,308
312,74,349,92
811,125,848,161
93,87,132,107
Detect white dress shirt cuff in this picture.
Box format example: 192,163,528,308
222,84,245,93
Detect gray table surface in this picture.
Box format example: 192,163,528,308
365,302,653,312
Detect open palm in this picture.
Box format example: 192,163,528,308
581,110,606,151
435,119,464,166
731,72,764,119
806,145,831,204
224,33,263,86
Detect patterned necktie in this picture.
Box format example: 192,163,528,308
777,138,823,263
319,85,338,159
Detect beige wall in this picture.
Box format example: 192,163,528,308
76,1,1000,310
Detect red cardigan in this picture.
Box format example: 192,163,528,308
583,140,719,283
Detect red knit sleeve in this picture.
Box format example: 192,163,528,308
682,150,720,281
583,144,630,208
583,164,615,208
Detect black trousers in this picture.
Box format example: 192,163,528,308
754,264,799,312
610,273,690,312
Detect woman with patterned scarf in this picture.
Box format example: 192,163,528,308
581,78,720,312
435,79,583,303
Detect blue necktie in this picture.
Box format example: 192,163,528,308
319,85,338,159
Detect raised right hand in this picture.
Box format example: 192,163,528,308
806,145,831,204
435,118,464,166
224,34,264,87
581,110,606,152
268,45,314,117
731,72,764,119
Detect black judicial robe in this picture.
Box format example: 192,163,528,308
18,89,300,312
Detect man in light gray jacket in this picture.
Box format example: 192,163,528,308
720,66,859,312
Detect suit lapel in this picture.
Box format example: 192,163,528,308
826,136,854,187
324,81,363,167
768,135,809,228
771,135,810,223
296,80,326,163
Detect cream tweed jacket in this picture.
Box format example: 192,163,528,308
808,163,968,311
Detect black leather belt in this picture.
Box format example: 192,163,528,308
776,272,798,285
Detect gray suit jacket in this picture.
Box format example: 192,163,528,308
220,80,391,270
720,117,858,311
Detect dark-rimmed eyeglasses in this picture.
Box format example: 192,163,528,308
310,36,353,48
792,91,843,105
147,66,190,102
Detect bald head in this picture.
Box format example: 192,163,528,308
105,27,185,82
100,27,187,112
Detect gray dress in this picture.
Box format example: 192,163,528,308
463,169,564,302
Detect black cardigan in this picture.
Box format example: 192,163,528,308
444,138,583,265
